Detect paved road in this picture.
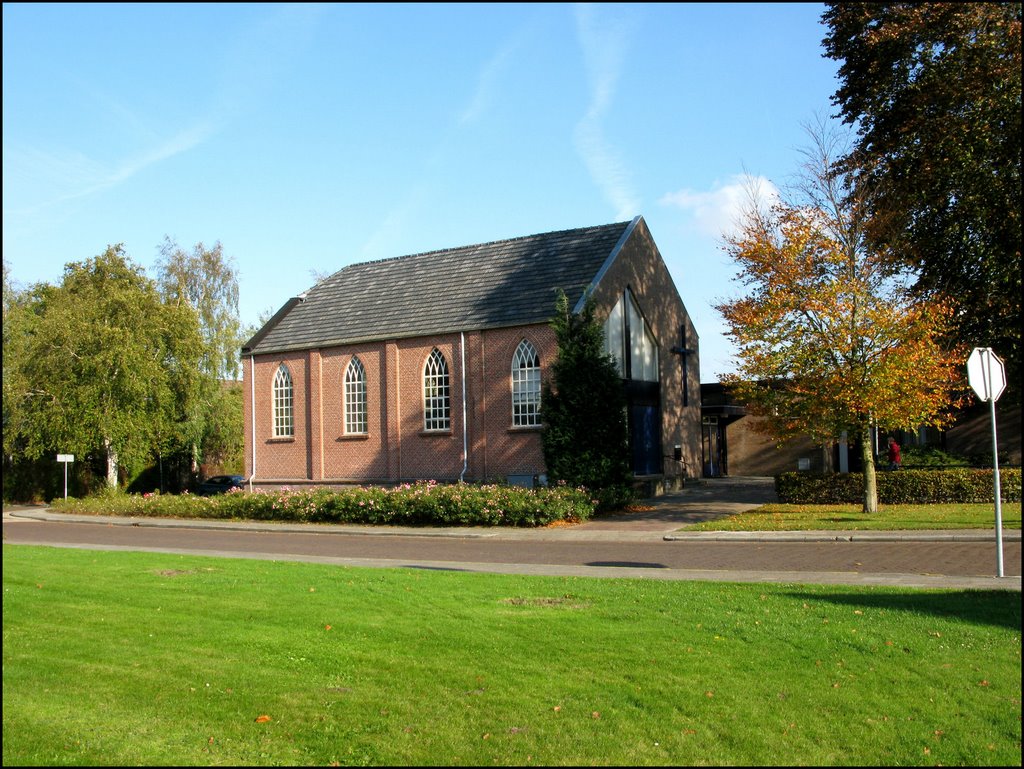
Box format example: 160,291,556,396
4,478,1020,590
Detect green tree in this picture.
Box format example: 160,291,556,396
155,237,243,380
541,289,631,509
822,2,1022,401
715,124,967,512
4,246,204,489
155,237,245,481
201,381,245,474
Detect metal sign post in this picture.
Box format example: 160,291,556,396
966,348,1007,577
56,454,75,499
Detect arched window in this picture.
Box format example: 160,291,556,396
272,364,294,437
423,348,450,431
344,356,367,434
511,339,541,427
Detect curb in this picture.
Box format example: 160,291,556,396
6,509,1020,543
664,530,1022,542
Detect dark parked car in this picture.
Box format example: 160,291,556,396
195,475,245,496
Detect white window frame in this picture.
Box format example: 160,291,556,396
344,356,367,435
272,364,294,438
423,348,450,431
511,339,541,427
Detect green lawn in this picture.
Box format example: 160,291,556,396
687,502,1023,532
3,545,1020,766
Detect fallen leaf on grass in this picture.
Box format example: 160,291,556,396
255,715,272,723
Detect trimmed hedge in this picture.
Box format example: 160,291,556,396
776,468,1023,505
50,481,597,528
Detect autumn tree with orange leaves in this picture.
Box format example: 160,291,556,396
715,123,967,512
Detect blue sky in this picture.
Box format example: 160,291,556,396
3,2,840,380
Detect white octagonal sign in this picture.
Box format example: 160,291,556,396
967,347,1006,403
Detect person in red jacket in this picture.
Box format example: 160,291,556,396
886,437,902,470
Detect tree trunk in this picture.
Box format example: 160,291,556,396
104,437,119,489
860,427,877,513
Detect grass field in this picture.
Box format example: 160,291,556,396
3,545,1020,766
686,502,1022,532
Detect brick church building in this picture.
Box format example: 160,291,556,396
242,216,701,490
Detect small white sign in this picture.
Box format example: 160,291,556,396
56,454,75,463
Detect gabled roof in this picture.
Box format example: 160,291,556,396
244,218,639,355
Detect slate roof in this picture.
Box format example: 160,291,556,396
244,218,637,355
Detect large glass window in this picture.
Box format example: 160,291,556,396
604,297,625,377
344,356,367,434
511,339,541,427
603,289,659,382
423,348,450,431
272,364,294,437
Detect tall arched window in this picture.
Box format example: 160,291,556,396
272,364,294,437
423,348,450,431
511,339,541,427
344,356,367,434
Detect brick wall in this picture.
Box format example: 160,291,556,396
724,415,828,475
474,325,557,481
244,351,311,481
245,326,556,486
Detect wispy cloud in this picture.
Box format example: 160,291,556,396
3,122,214,218
660,175,780,240
4,4,325,222
573,3,639,220
458,33,525,126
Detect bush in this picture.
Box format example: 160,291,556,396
776,468,1022,505
893,445,972,468
49,481,598,528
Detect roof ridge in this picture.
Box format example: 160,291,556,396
327,220,632,275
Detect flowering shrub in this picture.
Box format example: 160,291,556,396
50,481,597,527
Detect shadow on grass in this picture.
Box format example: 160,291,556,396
786,589,1022,631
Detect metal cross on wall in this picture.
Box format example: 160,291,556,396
671,325,696,407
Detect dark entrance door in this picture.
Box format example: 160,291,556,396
629,403,661,476
702,416,725,477
623,380,661,477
